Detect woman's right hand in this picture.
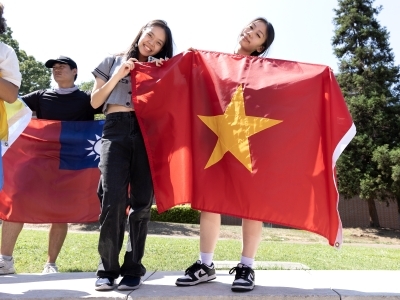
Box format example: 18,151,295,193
91,57,137,109
114,58,138,80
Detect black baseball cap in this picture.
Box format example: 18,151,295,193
45,56,77,69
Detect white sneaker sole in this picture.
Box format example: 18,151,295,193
0,268,15,275
95,284,114,291
231,284,255,292
175,274,217,286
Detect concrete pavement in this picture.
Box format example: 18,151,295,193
1,269,400,299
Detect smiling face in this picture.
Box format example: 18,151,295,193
237,20,268,56
137,26,166,62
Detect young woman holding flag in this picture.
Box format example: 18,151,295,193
91,19,173,291
175,17,275,293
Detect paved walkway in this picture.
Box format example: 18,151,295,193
1,270,399,299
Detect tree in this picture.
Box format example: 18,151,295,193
0,27,51,94
78,80,105,120
78,80,94,92
332,0,400,227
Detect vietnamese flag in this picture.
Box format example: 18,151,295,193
132,50,355,247
0,119,103,223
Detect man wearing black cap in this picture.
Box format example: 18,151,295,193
0,56,103,275
18,56,101,121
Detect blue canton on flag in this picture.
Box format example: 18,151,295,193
59,120,104,170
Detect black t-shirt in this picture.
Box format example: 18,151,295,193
21,89,102,121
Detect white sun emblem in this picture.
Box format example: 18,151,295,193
86,134,102,160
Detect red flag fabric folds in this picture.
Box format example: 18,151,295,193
132,51,355,247
0,119,103,223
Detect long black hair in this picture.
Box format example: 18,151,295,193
124,19,174,60
242,17,275,57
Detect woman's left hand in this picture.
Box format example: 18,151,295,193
150,57,168,67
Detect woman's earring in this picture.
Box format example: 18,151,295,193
135,43,138,48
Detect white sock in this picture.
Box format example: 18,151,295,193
199,252,214,266
0,255,12,261
240,255,254,268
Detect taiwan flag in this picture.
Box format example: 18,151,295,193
0,119,104,223
132,50,356,247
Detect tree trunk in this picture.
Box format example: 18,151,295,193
397,199,400,228
367,198,380,228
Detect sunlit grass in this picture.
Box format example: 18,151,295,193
3,228,400,273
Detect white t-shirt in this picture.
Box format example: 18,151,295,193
0,42,21,88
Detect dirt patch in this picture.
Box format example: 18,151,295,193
343,227,400,245
17,221,400,246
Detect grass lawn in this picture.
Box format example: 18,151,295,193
4,228,400,273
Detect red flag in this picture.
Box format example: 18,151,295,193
0,119,103,223
132,51,355,247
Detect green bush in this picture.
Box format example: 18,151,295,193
94,114,106,120
150,205,200,224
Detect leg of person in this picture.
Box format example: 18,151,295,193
42,223,68,273
0,221,24,275
200,211,221,254
95,113,132,291
241,219,262,259
119,113,152,291
229,219,262,292
175,211,219,286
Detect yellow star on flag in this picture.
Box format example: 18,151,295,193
198,84,283,172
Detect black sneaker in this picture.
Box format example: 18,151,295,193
118,275,142,290
175,260,216,286
95,277,115,291
229,263,255,292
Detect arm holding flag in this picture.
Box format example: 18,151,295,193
1,3,25,158
0,21,22,190
0,42,20,104
0,73,18,103
0,42,22,143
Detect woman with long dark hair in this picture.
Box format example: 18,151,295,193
91,19,174,291
176,17,275,293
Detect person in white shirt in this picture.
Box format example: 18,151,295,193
0,2,21,103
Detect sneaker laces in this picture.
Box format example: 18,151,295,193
184,260,202,275
229,264,251,280
42,263,58,274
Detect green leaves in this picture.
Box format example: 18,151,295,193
333,0,400,223
150,205,200,224
0,26,51,94
78,80,94,92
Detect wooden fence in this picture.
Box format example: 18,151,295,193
221,196,400,229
